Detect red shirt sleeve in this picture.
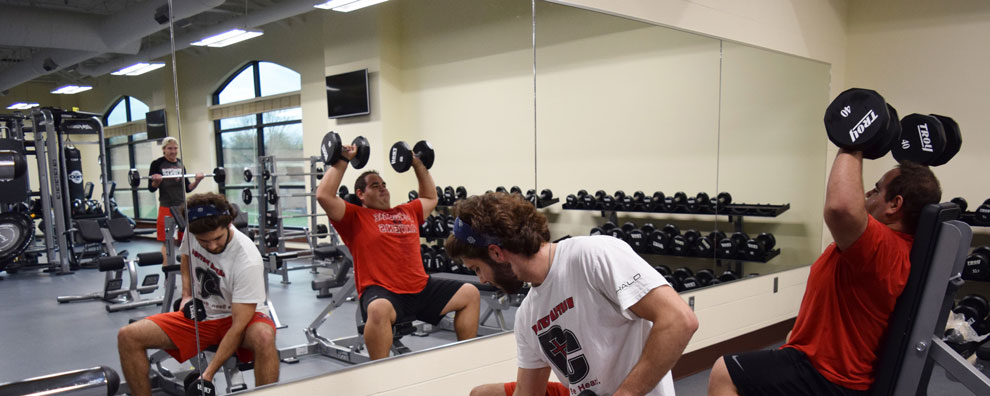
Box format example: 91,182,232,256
329,201,361,240
838,215,913,291
397,199,425,225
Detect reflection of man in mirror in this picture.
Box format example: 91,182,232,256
446,193,698,396
708,155,941,396
117,193,278,396
316,142,481,360
148,136,204,256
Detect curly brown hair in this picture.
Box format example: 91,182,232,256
182,192,238,235
445,192,550,261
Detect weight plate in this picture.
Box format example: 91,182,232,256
0,212,35,264
351,136,371,169
390,141,413,173
321,131,343,166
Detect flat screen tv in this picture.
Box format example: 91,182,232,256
145,109,167,139
326,69,370,119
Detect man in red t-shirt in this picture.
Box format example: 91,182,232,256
708,149,941,396
316,141,480,360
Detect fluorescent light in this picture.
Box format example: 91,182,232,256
332,0,389,12
51,85,93,94
190,29,263,48
111,62,166,76
314,0,357,9
6,102,40,110
314,0,389,12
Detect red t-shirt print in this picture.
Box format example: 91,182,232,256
784,216,913,391
330,199,428,296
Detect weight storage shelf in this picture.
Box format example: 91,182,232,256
638,248,781,263
436,197,559,210
562,202,790,217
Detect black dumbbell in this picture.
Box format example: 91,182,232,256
564,194,578,209
509,186,522,195
694,235,715,258
954,295,990,329
672,267,694,283
745,233,777,260
975,199,990,226
432,214,449,237
951,197,968,212
708,230,727,245
539,189,553,202
184,371,217,396
716,192,733,210
590,226,604,236
695,269,715,286
408,190,419,202
599,192,617,210
443,186,456,205
433,246,450,272
601,221,617,232
680,276,700,291
648,191,665,212
655,264,671,276
641,223,656,236
419,217,431,238
389,140,434,172
579,190,596,209
456,186,468,201
963,247,990,281
625,228,645,253
716,237,735,259
608,226,626,241
181,299,207,321
730,232,750,258
647,230,670,254
661,224,680,238
717,270,739,283
671,235,689,255
613,190,627,209
495,186,508,194
686,192,710,212
661,194,677,212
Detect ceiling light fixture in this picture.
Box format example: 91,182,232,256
314,0,389,12
111,62,166,76
51,85,93,95
6,102,40,110
191,29,263,48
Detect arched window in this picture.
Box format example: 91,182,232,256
104,96,156,220
214,61,304,226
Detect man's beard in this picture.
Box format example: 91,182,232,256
488,257,524,294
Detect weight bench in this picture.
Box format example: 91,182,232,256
279,257,416,365
56,253,162,309
870,202,990,395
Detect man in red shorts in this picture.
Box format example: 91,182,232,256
316,141,480,360
117,193,277,396
707,151,941,395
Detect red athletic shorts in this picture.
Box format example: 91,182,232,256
503,382,569,396
146,311,275,363
156,206,184,242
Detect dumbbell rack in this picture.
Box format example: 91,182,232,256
562,191,789,276
252,155,341,284
418,188,559,275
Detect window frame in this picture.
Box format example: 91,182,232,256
103,96,157,221
213,61,305,227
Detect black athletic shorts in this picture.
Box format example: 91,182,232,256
724,347,870,396
359,276,465,326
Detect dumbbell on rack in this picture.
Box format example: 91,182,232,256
744,233,777,260
963,246,990,282
953,294,990,335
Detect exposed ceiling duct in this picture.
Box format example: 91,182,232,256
79,0,320,77
0,0,226,92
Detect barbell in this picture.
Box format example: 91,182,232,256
241,187,316,205
243,166,325,183
127,167,226,188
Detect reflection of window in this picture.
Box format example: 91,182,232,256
104,96,157,220
215,61,306,227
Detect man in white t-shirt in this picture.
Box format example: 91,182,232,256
117,192,278,396
446,192,698,396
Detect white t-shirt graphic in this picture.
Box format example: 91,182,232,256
515,236,675,396
182,225,267,320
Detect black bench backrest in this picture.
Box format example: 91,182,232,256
108,217,134,241
871,202,960,396
76,219,104,243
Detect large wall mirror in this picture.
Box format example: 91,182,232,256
0,0,832,393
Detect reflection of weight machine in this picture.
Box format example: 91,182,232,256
245,155,340,285
0,108,112,274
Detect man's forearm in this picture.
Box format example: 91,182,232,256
614,322,693,396
316,160,348,204
203,328,246,379
825,149,866,211
413,162,436,199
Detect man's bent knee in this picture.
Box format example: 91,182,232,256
470,383,506,396
366,299,396,325
244,322,276,351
